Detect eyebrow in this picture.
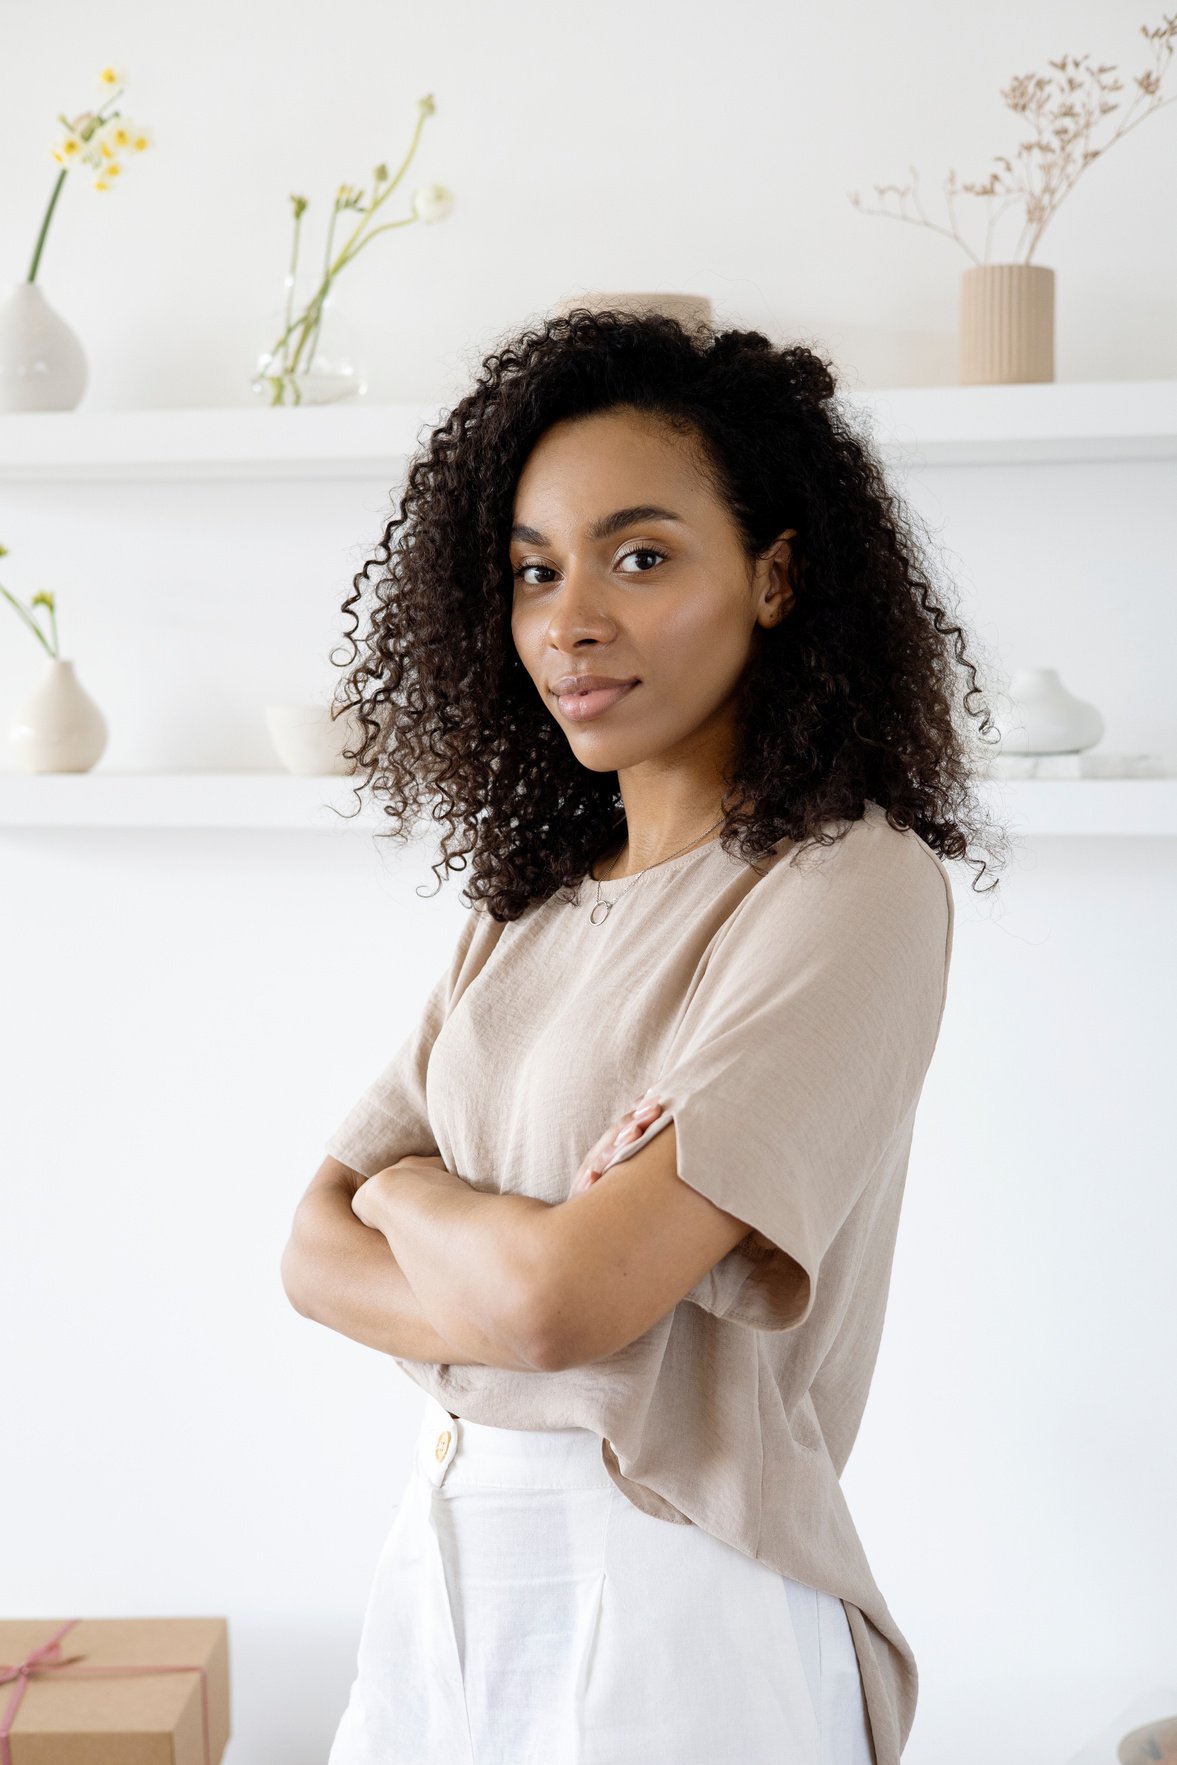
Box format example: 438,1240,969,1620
509,504,686,546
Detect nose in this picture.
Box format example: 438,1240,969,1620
538,561,618,651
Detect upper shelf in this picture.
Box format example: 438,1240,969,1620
0,771,1174,835
0,379,1174,482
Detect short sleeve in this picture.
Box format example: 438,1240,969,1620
322,906,483,1180
601,821,953,1331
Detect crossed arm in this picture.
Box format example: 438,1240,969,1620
280,1102,755,1373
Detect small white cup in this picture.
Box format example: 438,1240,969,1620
265,703,364,776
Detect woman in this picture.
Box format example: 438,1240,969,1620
281,308,1007,1765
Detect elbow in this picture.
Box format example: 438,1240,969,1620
514,1277,588,1373
279,1238,311,1318
501,1260,576,1372
484,1207,591,1373
520,1324,571,1374
509,1219,610,1371
498,1288,562,1372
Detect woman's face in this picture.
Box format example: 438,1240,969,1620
509,405,795,776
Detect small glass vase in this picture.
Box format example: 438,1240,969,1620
251,275,368,407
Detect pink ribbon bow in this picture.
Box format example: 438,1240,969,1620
0,1618,211,1765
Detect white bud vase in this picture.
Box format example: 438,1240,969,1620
0,281,88,413
993,666,1104,756
8,657,108,772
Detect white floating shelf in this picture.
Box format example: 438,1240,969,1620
0,379,1173,482
0,771,1174,836
0,771,375,829
0,403,441,483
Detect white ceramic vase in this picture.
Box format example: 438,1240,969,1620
0,281,88,412
993,666,1104,755
8,657,108,772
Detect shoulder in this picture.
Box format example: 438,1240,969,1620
730,801,952,963
763,799,946,896
443,899,510,999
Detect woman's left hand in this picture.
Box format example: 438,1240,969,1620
572,1094,665,1194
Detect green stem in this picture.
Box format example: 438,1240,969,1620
305,207,342,372
322,102,429,282
321,205,339,286
29,91,124,284
270,101,432,396
285,283,327,379
281,211,303,370
28,169,68,283
0,583,55,656
333,213,417,268
304,300,326,374
288,212,418,378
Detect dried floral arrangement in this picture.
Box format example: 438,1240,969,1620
849,14,1176,265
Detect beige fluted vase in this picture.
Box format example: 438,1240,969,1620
959,264,1055,385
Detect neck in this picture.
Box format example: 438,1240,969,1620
597,813,726,881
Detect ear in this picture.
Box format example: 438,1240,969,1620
754,528,798,629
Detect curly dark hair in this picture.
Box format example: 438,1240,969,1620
330,307,1010,921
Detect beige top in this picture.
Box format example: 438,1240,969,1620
324,799,955,1765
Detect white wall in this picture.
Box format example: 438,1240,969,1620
3,4,1176,1764
4,0,1176,405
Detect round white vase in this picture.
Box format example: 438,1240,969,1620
265,703,365,774
993,667,1104,755
0,281,88,413
8,657,108,772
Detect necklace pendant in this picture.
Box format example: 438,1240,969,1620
590,898,612,925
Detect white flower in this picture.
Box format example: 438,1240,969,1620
412,182,454,223
50,133,84,167
95,115,143,152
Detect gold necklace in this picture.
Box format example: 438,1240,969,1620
589,816,726,925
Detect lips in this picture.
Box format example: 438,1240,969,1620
550,674,638,695
555,680,639,722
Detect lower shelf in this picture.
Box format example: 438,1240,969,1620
0,770,374,830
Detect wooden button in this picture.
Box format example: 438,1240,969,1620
434,1429,452,1461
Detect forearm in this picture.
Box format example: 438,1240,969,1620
281,1184,521,1367
368,1167,553,1372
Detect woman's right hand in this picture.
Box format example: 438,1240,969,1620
571,1094,665,1194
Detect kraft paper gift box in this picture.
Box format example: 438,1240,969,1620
0,1617,230,1765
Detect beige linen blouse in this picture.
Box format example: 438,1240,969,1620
323,798,955,1765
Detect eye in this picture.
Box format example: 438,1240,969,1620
616,544,669,573
511,544,670,588
512,561,557,587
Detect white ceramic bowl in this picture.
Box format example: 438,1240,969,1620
265,703,366,776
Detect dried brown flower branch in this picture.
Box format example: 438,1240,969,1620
848,14,1177,265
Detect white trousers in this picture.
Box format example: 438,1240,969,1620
328,1391,876,1764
